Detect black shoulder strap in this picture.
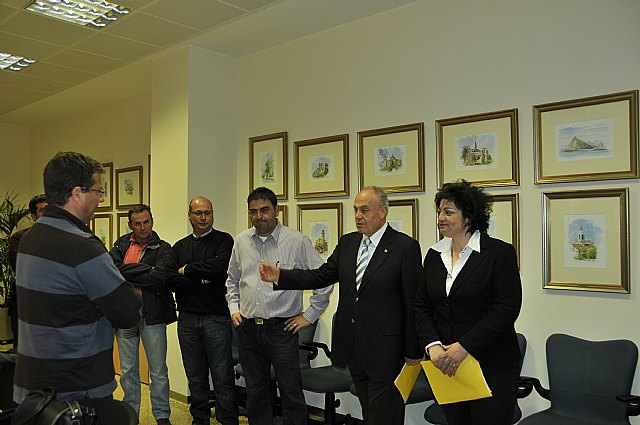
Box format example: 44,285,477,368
11,388,56,425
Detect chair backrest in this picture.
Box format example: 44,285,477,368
516,332,527,373
546,333,638,423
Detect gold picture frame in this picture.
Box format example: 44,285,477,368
297,203,343,260
250,132,288,200
387,199,418,240
489,193,520,267
436,109,519,188
117,212,129,238
294,134,349,199
96,162,113,211
92,213,113,248
116,166,143,210
534,90,639,183
358,122,425,193
542,188,629,293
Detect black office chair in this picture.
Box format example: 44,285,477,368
82,398,138,425
234,321,318,417
519,333,638,425
299,314,354,425
424,332,528,424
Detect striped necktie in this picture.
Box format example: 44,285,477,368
355,237,371,290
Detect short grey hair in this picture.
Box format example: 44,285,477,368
361,186,389,208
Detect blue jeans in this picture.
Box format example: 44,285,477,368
236,317,307,425
116,319,171,421
178,313,239,425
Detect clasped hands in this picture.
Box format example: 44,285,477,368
428,342,468,377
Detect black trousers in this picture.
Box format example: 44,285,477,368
348,350,404,425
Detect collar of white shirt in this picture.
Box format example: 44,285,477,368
430,229,482,254
362,222,388,249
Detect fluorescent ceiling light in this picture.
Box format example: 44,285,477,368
25,0,130,28
0,53,36,72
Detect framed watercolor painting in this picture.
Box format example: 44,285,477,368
297,203,343,260
96,162,113,212
294,134,349,198
92,213,112,248
488,193,520,266
534,90,638,183
542,188,629,293
250,132,288,200
117,212,130,238
358,123,424,193
116,166,143,209
387,199,418,240
436,109,519,188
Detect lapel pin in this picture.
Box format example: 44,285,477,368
384,249,388,253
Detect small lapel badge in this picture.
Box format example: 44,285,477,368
384,249,388,253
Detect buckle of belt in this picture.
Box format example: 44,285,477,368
255,318,264,325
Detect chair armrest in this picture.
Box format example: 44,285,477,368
519,376,550,401
616,394,640,416
298,344,319,361
301,340,331,359
517,377,534,398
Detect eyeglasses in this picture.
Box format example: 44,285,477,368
81,187,106,196
189,210,212,217
248,207,272,216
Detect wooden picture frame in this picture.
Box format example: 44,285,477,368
297,203,343,260
92,213,112,248
387,199,418,240
358,123,425,193
436,109,519,188
116,166,143,209
250,132,288,200
542,188,629,293
489,193,520,266
295,134,349,199
96,162,113,211
534,90,639,183
117,212,130,238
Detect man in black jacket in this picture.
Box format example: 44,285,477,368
167,197,238,425
111,204,176,425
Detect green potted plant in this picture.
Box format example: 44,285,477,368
0,192,30,308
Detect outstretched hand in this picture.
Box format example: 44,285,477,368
259,262,280,282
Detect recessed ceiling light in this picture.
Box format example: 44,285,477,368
25,0,131,28
0,53,36,72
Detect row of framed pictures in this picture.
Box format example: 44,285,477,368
268,185,630,295
89,212,132,249
97,163,144,211
250,89,638,199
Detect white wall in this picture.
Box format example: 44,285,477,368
232,0,640,422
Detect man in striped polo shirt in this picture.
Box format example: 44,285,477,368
14,151,142,402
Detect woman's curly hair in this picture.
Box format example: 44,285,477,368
435,179,493,235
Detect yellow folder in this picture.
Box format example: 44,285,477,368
421,355,492,404
393,362,423,403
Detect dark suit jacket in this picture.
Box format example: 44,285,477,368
277,225,423,377
414,233,522,375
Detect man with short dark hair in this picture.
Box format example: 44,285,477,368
226,187,333,425
111,204,176,425
167,196,238,425
8,194,47,348
14,151,141,402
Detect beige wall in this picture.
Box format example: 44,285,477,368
1,0,639,422
0,123,32,230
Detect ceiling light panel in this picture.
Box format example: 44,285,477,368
25,0,131,28
0,52,36,71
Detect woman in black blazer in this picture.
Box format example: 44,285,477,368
414,180,522,425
